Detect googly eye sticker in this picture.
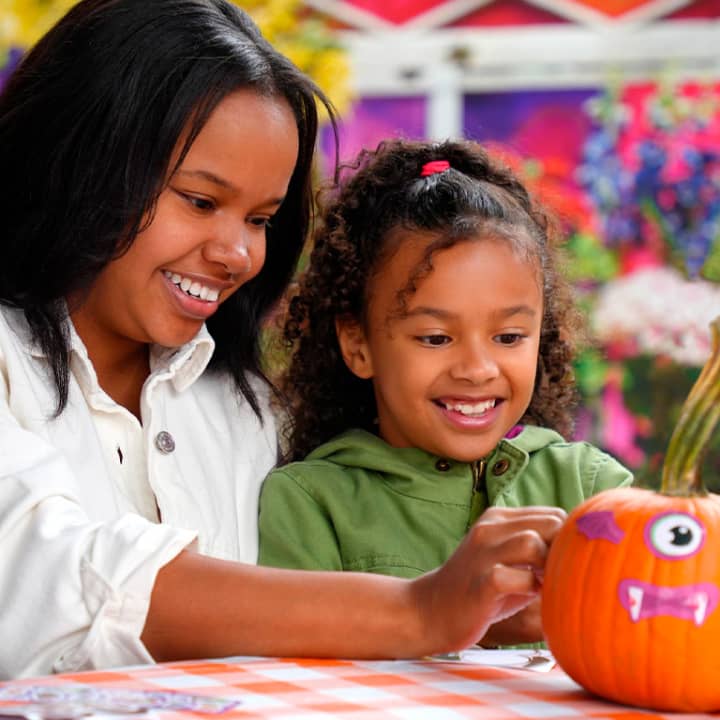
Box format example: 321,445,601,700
644,511,705,560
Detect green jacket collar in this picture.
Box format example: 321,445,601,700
305,425,565,505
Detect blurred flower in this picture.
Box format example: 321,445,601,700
578,82,720,280
592,266,720,366
0,0,76,49
0,0,351,116
243,0,351,116
601,366,647,467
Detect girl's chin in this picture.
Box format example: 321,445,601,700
433,429,516,463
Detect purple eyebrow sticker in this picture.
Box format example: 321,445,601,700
576,511,625,543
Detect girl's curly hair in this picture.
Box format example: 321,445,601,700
281,138,583,461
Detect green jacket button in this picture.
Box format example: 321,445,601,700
435,459,451,472
492,459,510,476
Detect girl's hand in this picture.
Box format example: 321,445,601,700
409,506,565,655
480,598,543,647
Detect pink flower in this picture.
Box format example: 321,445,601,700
601,370,646,467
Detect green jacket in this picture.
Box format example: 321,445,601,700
258,426,632,575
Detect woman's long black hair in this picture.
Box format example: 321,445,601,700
0,0,334,417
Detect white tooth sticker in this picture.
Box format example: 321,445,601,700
694,593,708,626
628,586,643,622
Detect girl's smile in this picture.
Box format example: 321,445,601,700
338,232,543,462
434,396,501,429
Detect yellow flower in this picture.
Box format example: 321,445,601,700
1,0,351,117
1,0,76,48
240,0,352,115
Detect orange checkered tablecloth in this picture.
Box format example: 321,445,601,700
0,656,717,720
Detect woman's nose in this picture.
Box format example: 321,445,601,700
203,226,256,276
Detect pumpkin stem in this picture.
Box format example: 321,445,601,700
661,316,720,496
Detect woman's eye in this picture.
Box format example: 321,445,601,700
417,335,451,347
181,193,214,211
494,333,523,345
249,216,273,228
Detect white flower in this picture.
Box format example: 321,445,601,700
592,267,720,366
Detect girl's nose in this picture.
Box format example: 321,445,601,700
449,344,500,384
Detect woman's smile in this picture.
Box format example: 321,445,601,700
161,270,228,321
163,270,224,303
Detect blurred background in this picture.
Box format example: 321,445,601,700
2,0,719,487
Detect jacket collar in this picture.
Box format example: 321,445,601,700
14,306,214,393
306,425,564,504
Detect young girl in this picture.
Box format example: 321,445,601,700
258,139,633,647
0,0,565,678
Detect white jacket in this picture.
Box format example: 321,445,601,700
0,307,277,678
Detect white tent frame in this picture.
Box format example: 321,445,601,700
307,0,720,137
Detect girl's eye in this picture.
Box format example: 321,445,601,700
417,334,451,347
494,333,524,345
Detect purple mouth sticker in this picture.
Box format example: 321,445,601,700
576,511,625,543
618,579,719,626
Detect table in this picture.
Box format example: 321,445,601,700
0,653,716,720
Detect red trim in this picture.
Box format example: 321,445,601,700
340,0,447,25
563,0,667,17
330,0,717,25
449,0,570,26
667,0,720,17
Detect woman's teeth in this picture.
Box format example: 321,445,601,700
444,399,496,416
164,271,219,302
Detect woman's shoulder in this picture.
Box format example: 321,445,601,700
0,306,51,388
0,306,34,349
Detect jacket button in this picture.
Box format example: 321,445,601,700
155,431,176,454
435,459,451,472
492,459,510,476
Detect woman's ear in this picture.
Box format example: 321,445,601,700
335,316,373,379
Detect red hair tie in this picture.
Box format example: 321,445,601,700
420,160,450,177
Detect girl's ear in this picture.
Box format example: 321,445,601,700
335,316,373,379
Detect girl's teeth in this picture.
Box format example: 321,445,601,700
189,281,202,296
180,277,192,292
445,399,496,416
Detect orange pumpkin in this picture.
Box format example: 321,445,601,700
542,317,720,713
